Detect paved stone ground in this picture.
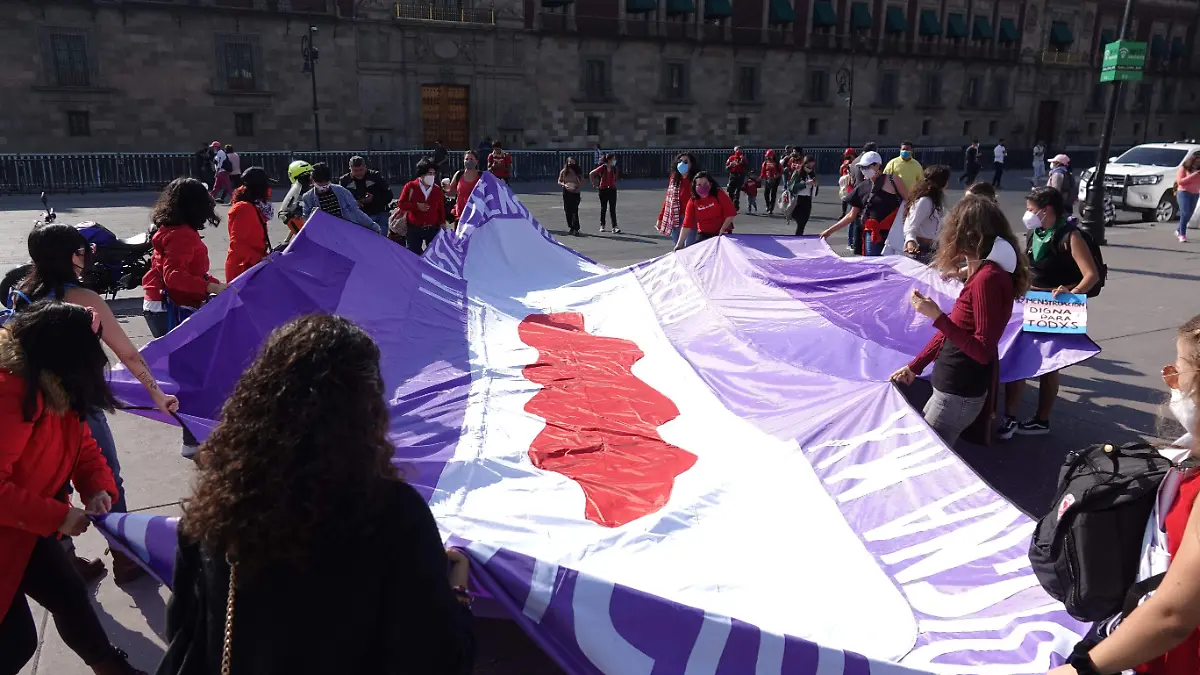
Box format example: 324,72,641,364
4,173,1196,674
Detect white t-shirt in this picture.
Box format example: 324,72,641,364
903,196,941,244
1032,145,1045,163
993,145,1007,163
213,149,227,172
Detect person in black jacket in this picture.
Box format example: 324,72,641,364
156,315,474,675
339,156,395,235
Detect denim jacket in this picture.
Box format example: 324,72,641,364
300,184,383,234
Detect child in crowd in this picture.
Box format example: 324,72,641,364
742,175,760,214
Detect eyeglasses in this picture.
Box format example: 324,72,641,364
1163,364,1199,388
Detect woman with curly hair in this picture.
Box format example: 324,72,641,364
157,315,474,675
900,165,950,264
141,177,227,338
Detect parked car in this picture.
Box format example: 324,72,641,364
1078,141,1200,223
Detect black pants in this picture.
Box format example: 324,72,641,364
562,190,581,233
727,174,745,210
961,163,980,185
405,225,439,256
0,537,118,674
598,188,617,229
696,231,718,244
992,162,1004,187
764,178,780,213
792,197,813,236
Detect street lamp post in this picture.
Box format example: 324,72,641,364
1081,0,1135,245
301,24,321,151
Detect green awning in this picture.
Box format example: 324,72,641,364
918,9,941,36
946,12,967,38
1171,36,1186,58
885,6,906,34
704,0,732,18
1150,35,1167,58
850,2,872,31
665,0,694,13
998,18,1019,43
1049,21,1073,46
627,0,657,12
769,0,796,24
812,0,837,27
972,15,993,40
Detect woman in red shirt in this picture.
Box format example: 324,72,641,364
761,150,782,215
392,158,446,256
449,150,482,223
225,167,274,282
674,171,736,251
142,178,227,339
657,152,697,246
0,302,142,675
590,153,621,234
891,196,1030,446
486,141,512,184
557,156,585,236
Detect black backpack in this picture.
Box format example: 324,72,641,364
1029,442,1171,621
1055,221,1108,298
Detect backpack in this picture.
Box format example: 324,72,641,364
1054,221,1108,298
1029,442,1172,621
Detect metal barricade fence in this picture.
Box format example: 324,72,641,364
0,146,1115,194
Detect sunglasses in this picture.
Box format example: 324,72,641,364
1162,364,1199,389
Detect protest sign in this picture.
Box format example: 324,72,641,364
1022,290,1087,334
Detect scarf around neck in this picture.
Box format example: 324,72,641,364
1030,216,1065,262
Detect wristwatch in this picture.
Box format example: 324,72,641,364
1067,644,1102,675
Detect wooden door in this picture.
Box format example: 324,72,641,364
421,84,470,150
1035,100,1058,148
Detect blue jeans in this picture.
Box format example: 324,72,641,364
863,230,889,256
1178,190,1197,238
848,215,861,251
670,226,697,249
85,410,125,513
369,211,391,235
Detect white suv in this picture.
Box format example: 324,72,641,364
1078,142,1200,223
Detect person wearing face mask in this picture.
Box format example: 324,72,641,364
820,151,909,255
998,187,1100,439
884,141,924,192
589,153,621,234
1045,315,1200,675
558,157,585,236
487,141,512,184
760,150,782,216
891,196,1030,446
1046,154,1077,214
449,151,482,223
785,157,819,235
657,153,697,247
225,167,275,282
725,146,747,212
391,158,447,255
300,163,381,234
675,171,736,251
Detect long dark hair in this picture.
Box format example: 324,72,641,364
16,224,89,305
1027,186,1066,220
1184,152,1200,173
182,314,398,577
152,177,219,231
5,301,115,421
934,196,1031,296
904,165,951,220
562,156,582,180
690,171,719,200
231,166,269,205
670,152,698,187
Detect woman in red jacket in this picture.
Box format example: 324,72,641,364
391,158,446,256
487,141,512,184
657,152,697,246
0,302,144,675
760,150,782,215
225,167,274,282
674,171,736,251
890,196,1030,446
142,178,228,339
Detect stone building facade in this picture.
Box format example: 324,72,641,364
3,0,1198,153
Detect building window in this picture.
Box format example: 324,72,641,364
583,59,609,100
921,119,931,136
878,118,889,136
1134,83,1152,111
50,32,91,87
663,62,689,100
234,113,255,137
877,71,899,107
66,110,90,137
665,116,679,135
1088,84,1105,112
1160,83,1175,112
737,66,759,102
808,117,819,135
989,76,1008,109
964,76,982,108
922,74,942,106
586,115,600,137
808,70,829,103
737,117,750,135
988,120,998,136
962,120,972,135
1087,122,1096,136
217,35,260,91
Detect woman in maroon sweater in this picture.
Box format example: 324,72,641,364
891,196,1031,445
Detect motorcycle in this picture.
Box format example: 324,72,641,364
1,192,154,303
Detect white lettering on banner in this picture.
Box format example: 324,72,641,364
919,603,1064,634
683,613,732,675
499,187,529,218
883,507,1031,583
523,558,559,623
825,440,956,502
814,645,846,675
808,408,921,469
904,575,1040,618
901,622,1079,674
572,575,655,675
468,191,503,219
863,484,1002,541
755,628,786,675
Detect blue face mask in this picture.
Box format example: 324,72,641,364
900,150,912,160
677,162,689,175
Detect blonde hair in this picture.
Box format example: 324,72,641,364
933,196,1031,296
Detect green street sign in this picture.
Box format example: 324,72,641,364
1100,40,1146,82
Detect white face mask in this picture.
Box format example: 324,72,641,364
421,174,435,187
1171,388,1197,436
1022,210,1042,231
862,167,878,180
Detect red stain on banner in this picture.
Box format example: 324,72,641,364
518,313,697,528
